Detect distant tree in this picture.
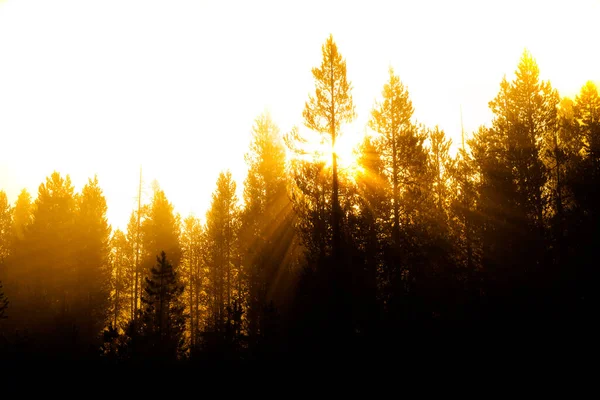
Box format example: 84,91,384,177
0,210,7,319
11,189,33,243
73,176,112,348
349,136,389,335
573,81,600,162
285,126,331,264
180,214,203,349
1,172,79,354
568,82,600,217
369,67,426,246
449,142,480,274
0,192,11,271
368,68,431,326
141,187,181,273
1,190,30,336
488,50,556,233
240,112,291,347
423,126,458,314
470,50,559,325
29,172,78,317
126,209,145,319
127,251,186,362
204,171,240,337
109,229,132,329
303,34,355,260
563,81,600,319
354,135,389,254
427,126,454,219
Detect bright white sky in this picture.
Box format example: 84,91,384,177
1,0,599,231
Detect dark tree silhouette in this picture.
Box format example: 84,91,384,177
303,34,355,261
125,251,187,363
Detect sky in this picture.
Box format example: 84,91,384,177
1,0,599,231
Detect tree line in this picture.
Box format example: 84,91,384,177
1,35,598,364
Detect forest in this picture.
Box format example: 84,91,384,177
0,35,598,365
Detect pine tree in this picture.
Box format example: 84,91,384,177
240,112,291,347
564,81,600,320
126,209,145,320
205,171,240,337
469,52,558,325
427,126,454,219
109,229,132,329
73,175,112,348
2,189,32,334
180,215,203,349
133,251,186,362
0,191,11,264
303,34,355,260
449,143,480,274
141,186,181,274
285,126,332,264
350,135,389,335
574,81,600,162
448,141,482,323
488,50,556,235
11,189,33,243
369,67,426,246
369,68,430,325
0,192,9,320
29,172,77,318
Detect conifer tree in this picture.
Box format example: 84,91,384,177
303,34,355,260
427,126,454,219
205,171,240,335
0,191,11,264
129,251,186,361
11,189,33,254
73,175,112,346
29,172,77,318
240,112,290,345
142,186,181,273
180,215,203,349
110,229,132,328
369,67,426,246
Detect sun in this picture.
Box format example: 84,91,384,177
333,131,363,174
285,125,363,179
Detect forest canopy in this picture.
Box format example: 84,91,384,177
1,36,598,365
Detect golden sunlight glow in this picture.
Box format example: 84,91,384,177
0,0,599,230
289,125,363,177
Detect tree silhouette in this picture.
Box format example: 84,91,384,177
126,251,186,362
204,171,240,339
180,215,203,349
109,229,131,329
303,34,355,261
369,67,418,247
0,191,11,264
72,175,111,352
2,43,599,364
240,112,291,351
142,187,182,275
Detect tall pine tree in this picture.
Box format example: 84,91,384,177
240,112,291,348
303,34,355,261
73,175,111,349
